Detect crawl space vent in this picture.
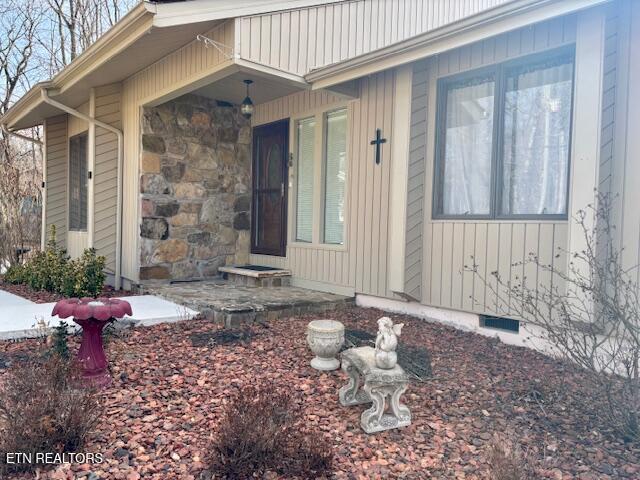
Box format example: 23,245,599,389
480,315,520,333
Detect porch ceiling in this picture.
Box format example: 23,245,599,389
190,70,304,106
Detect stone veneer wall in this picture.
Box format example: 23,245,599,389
139,94,251,281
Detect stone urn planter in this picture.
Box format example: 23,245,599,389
306,319,345,371
52,297,132,388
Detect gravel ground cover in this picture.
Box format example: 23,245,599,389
1,306,639,479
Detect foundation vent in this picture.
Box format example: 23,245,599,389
480,315,520,333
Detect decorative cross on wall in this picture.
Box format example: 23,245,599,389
370,128,387,165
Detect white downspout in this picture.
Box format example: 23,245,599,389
40,89,124,290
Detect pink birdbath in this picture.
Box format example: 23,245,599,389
52,297,132,388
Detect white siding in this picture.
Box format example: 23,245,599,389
44,115,68,248
237,0,514,76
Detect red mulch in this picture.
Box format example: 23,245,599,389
1,307,639,479
0,281,134,303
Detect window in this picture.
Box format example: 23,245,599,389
434,47,575,219
69,133,88,231
323,109,347,244
295,117,315,242
293,107,349,246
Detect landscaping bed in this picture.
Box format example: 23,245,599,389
0,280,134,303
1,306,639,479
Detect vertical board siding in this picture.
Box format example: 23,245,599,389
121,21,234,281
93,83,121,273
250,71,396,298
45,115,68,248
237,0,513,75
598,6,619,196
419,16,577,314
405,60,428,300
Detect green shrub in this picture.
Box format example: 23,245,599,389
3,263,25,284
4,225,107,297
49,321,70,360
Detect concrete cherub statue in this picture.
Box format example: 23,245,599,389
374,316,404,369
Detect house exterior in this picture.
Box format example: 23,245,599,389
2,0,639,344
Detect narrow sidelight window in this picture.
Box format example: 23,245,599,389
434,46,575,219
295,117,315,242
69,132,88,231
323,109,347,245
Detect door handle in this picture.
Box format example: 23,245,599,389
281,182,285,198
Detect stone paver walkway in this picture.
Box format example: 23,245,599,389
141,281,354,327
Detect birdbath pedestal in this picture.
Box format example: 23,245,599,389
52,297,132,388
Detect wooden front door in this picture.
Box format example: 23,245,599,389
251,119,289,256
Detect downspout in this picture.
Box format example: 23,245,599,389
1,124,45,250
40,89,124,290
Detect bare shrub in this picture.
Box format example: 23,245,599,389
206,383,333,479
0,355,101,474
468,193,640,442
486,435,535,480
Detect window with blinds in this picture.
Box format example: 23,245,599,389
323,109,347,245
295,117,315,242
69,132,88,231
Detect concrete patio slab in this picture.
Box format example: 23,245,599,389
0,289,35,307
0,295,199,340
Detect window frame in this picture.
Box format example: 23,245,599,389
432,45,576,221
68,131,88,232
288,104,350,250
321,107,348,245
293,115,316,243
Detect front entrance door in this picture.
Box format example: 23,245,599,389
251,119,289,256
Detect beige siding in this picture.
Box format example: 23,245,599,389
419,16,577,314
44,115,68,248
237,0,514,76
68,102,89,137
405,61,428,300
121,21,234,281
613,0,640,280
250,71,396,298
598,6,620,195
93,83,121,273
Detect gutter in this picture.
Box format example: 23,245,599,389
40,89,124,291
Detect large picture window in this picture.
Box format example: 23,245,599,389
433,47,575,219
69,132,88,231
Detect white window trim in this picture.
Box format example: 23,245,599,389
288,102,351,251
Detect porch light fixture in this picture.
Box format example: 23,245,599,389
241,79,254,118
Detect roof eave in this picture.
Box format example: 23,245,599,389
1,2,154,130
306,0,609,89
